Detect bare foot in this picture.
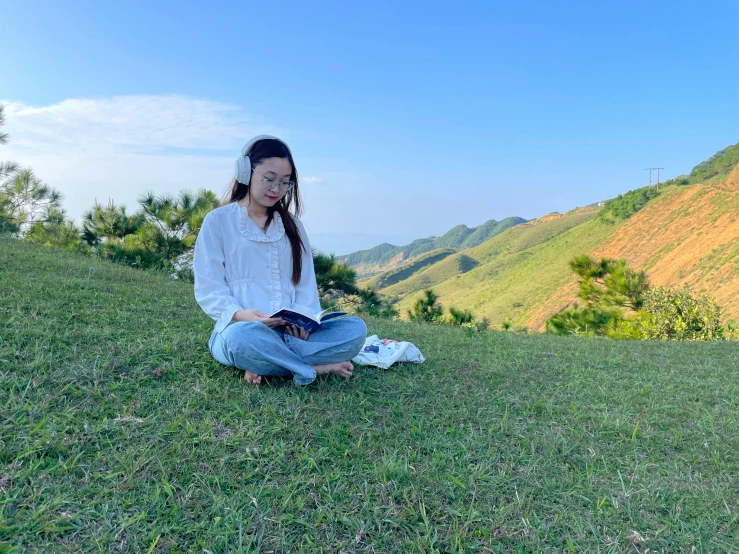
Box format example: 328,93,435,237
313,361,354,379
242,369,262,385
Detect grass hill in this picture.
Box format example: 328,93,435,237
361,248,457,290
374,251,481,295
2,237,738,551
339,216,526,277
371,145,739,331
393,214,617,327
380,209,601,304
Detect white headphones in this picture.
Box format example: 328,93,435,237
235,135,293,184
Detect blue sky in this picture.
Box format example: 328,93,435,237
1,0,738,254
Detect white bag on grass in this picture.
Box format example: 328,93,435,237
351,335,426,369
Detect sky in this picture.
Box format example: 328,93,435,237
1,0,738,255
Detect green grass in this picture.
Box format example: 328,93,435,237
2,237,739,553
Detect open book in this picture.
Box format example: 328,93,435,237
270,307,348,333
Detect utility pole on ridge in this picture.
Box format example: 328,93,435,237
646,167,664,189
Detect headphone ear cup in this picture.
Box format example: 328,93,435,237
235,155,251,184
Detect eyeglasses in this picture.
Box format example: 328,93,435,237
252,168,295,192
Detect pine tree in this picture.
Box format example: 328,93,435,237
313,251,359,298
546,255,648,336
0,105,19,184
0,168,65,236
447,306,474,326
408,289,443,322
82,200,145,245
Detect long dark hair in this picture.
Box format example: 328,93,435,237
228,139,306,285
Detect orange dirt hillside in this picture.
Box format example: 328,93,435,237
527,167,739,330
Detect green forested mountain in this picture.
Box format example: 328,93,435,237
340,216,527,277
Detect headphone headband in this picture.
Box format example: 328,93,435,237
235,135,293,184
239,135,293,157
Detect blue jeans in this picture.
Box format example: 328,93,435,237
208,316,368,385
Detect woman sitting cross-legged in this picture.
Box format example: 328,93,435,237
193,135,367,385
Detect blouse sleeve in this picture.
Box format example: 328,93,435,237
292,219,322,315
193,212,245,332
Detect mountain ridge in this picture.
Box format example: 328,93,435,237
339,216,527,277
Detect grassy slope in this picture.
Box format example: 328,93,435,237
381,211,599,301
2,237,739,552
396,217,618,328
384,211,609,325
362,248,457,290
379,252,479,298
465,210,600,265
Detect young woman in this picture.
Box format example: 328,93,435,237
193,135,367,385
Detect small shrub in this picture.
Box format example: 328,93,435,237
725,320,739,340
474,317,490,332
639,286,724,341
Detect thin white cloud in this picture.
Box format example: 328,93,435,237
1,95,285,221
0,95,500,254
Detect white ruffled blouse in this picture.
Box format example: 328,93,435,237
193,202,321,333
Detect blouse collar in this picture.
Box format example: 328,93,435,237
237,203,286,242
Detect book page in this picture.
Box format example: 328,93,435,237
271,306,319,323
318,310,348,322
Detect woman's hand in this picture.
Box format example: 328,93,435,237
234,309,285,329
284,325,310,340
